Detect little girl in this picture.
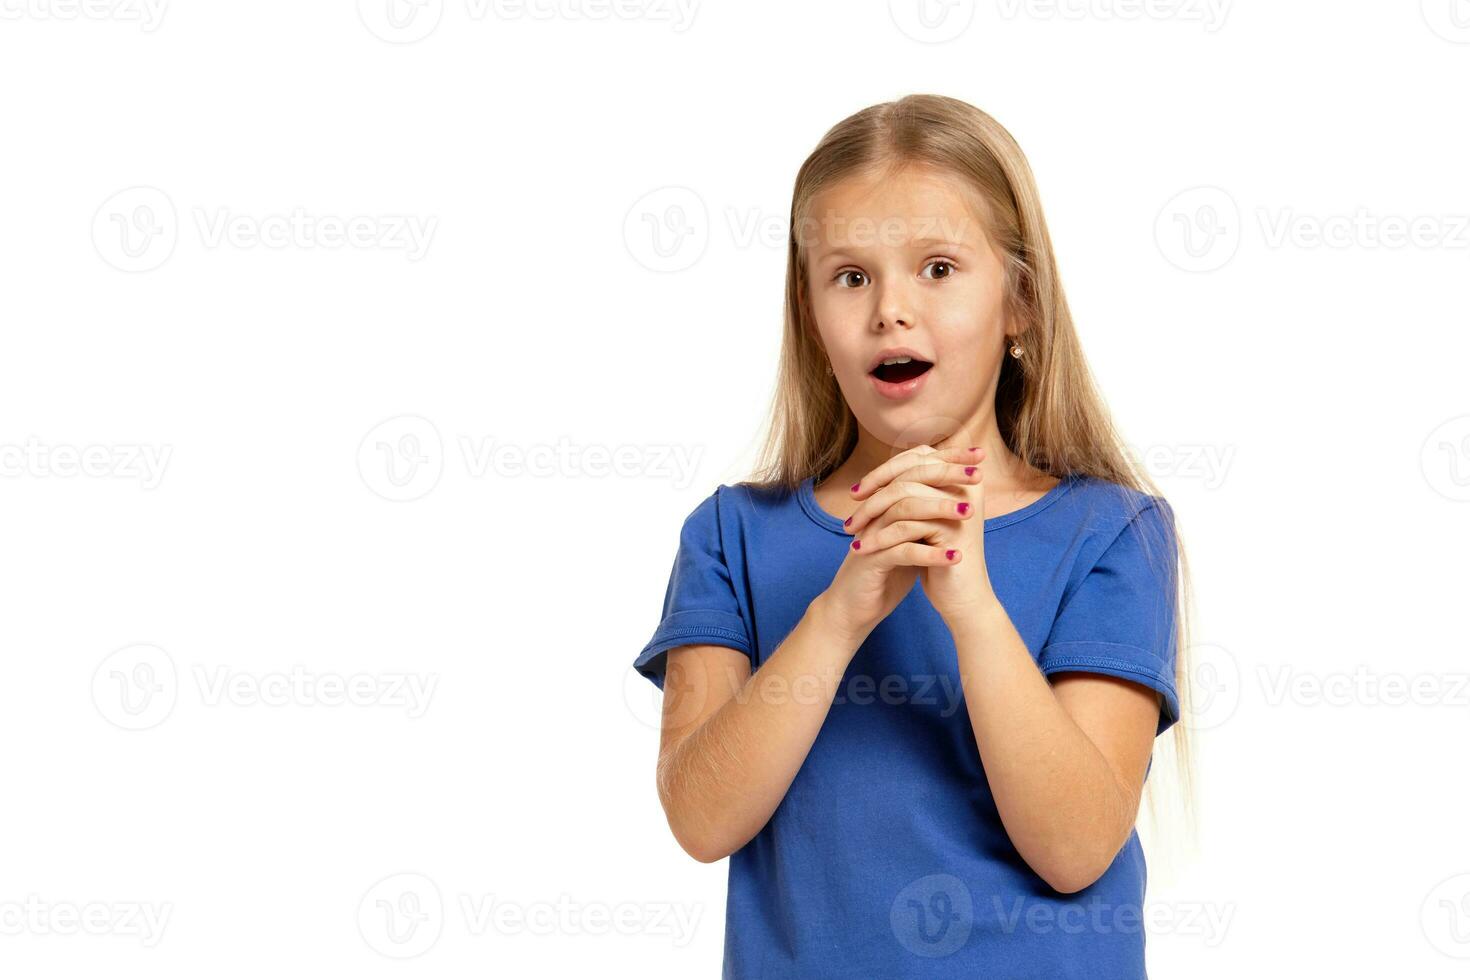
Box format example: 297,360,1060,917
633,94,1193,979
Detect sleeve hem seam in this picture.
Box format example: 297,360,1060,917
1038,647,1177,698
639,625,752,657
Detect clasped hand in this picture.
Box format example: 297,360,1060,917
820,438,998,637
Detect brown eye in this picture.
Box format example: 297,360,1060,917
922,260,955,280
835,270,868,288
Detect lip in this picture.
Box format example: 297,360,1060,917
869,362,933,401
866,346,934,374
867,346,935,401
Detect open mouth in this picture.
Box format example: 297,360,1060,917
870,357,934,383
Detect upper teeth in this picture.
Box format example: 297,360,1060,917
881,356,913,365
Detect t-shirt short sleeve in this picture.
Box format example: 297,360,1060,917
1037,496,1182,737
633,486,754,690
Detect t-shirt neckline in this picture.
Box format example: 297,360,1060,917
798,471,1079,535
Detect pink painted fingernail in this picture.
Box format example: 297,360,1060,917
945,549,957,561
967,446,978,452
843,515,852,526
957,502,969,515
850,482,860,492
851,539,861,550
964,466,976,476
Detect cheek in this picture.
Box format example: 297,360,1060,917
809,292,870,354
930,282,1006,345
811,285,856,322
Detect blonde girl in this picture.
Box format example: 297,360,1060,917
634,93,1193,979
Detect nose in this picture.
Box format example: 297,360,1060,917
875,299,912,332
874,274,915,332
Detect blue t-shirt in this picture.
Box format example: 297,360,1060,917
634,471,1180,979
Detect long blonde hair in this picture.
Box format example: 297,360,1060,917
741,93,1198,852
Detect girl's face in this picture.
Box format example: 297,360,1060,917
803,164,1012,449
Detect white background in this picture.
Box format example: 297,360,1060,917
2,0,1468,976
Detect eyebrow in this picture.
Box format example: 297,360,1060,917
910,237,971,252
810,238,973,264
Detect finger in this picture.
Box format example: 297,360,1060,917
868,540,962,568
854,458,982,503
849,445,983,500
844,486,975,536
850,518,952,558
841,479,949,533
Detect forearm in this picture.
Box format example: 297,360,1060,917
657,594,866,863
947,599,1136,893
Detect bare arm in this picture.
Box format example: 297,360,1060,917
948,599,1162,894
655,594,866,863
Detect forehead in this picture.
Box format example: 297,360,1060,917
801,165,990,255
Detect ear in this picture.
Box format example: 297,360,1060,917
1001,308,1025,348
